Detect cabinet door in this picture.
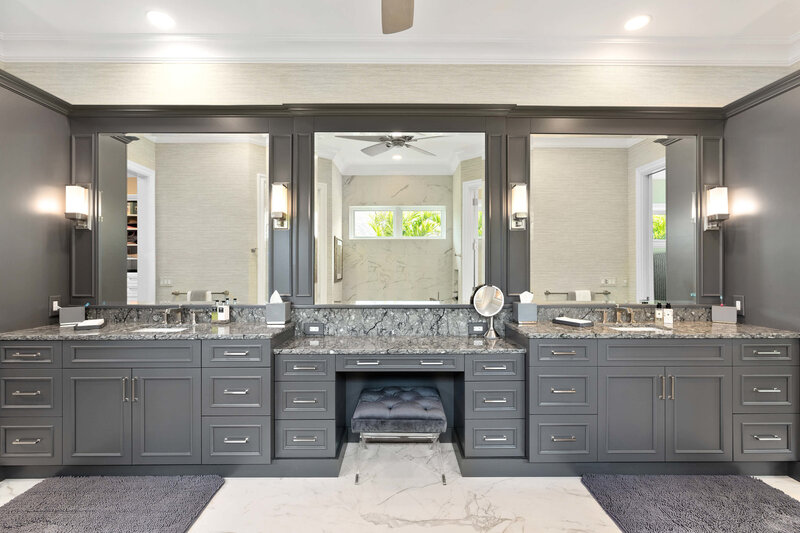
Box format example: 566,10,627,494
63,369,132,465
132,368,201,464
666,366,732,461
598,367,665,462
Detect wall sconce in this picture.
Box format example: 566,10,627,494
65,184,91,230
271,183,289,230
509,183,528,230
704,186,729,231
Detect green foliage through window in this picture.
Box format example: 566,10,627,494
367,211,394,236
401,211,442,237
653,215,666,240
477,211,484,238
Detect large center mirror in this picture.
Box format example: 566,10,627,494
314,132,486,304
529,134,698,305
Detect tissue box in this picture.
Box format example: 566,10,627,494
59,306,86,326
266,302,291,325
513,302,538,324
712,305,737,324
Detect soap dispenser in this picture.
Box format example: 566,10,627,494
655,303,663,325
663,303,674,328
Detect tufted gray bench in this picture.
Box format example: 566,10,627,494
351,386,447,485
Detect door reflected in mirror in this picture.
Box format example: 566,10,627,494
529,134,698,305
314,132,486,304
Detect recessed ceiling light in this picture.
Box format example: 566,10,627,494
392,154,402,160
391,132,402,137
624,15,651,31
147,11,176,30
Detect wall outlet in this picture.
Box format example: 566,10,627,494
48,295,61,317
468,322,488,336
303,322,325,336
600,277,617,287
159,278,173,287
733,295,745,317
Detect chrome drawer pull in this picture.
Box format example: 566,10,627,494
11,390,42,397
551,435,577,443
754,350,782,356
482,365,508,371
122,377,129,403
292,399,318,404
550,388,576,394
356,361,380,366
223,437,250,444
223,351,250,357
10,352,41,359
753,434,782,441
223,389,250,395
482,398,508,404
12,438,41,446
753,387,782,393
551,350,577,356
420,361,445,365
292,436,318,443
292,365,318,371
482,436,508,442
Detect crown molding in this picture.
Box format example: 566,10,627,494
724,67,800,118
0,68,71,114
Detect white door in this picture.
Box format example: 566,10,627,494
461,179,484,303
256,173,269,304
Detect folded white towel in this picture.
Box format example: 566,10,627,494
570,290,592,302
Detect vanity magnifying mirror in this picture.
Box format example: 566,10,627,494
473,284,504,339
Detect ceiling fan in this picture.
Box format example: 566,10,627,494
336,133,446,157
381,0,414,34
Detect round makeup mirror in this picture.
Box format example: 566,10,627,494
473,285,504,339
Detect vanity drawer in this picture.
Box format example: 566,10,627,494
734,367,799,414
0,370,62,417
337,355,464,372
202,340,270,367
0,342,61,367
275,381,337,420
202,416,271,464
598,339,731,366
202,369,271,416
64,341,200,367
529,415,597,463
274,354,335,381
274,419,339,458
465,354,525,381
735,340,799,366
531,340,597,366
460,419,525,457
734,414,799,461
0,417,62,465
463,381,525,419
530,367,597,415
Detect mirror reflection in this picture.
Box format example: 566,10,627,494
97,133,270,305
314,132,486,304
529,134,698,305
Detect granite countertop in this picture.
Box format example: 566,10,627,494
0,322,295,341
506,321,800,339
274,336,526,355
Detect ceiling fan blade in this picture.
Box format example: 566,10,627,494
382,0,414,34
336,135,386,142
362,143,392,156
406,144,436,157
411,135,450,142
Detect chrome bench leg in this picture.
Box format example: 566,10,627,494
354,433,366,485
434,435,446,485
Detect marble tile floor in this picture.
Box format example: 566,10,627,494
2,444,800,533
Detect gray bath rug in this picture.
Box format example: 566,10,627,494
582,474,800,533
0,475,224,533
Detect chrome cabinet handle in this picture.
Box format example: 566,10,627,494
482,436,508,442
12,438,41,445
659,375,665,400
551,350,577,356
10,352,41,358
11,390,42,397
482,398,508,404
420,361,445,365
223,437,250,444
122,377,129,402
668,375,675,400
753,350,782,356
292,365,318,371
292,399,318,404
753,434,782,441
356,361,380,366
223,351,250,357
550,388,576,394
753,387,782,393
292,436,318,443
131,377,138,402
223,389,250,395
551,435,577,443
482,365,508,370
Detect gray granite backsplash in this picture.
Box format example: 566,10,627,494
86,303,711,337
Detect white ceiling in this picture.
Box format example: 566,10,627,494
316,133,484,175
1,0,799,65
138,133,268,147
530,135,662,149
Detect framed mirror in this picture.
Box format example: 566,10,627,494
314,132,486,304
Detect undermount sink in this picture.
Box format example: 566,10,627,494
609,326,670,333
133,327,188,333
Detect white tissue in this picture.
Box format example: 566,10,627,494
269,290,283,304
519,291,534,303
